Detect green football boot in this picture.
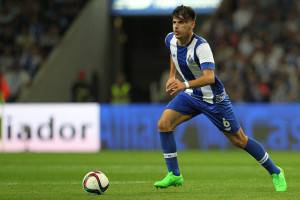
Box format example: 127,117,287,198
154,172,184,188
272,167,287,192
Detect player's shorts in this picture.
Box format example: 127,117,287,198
165,91,240,134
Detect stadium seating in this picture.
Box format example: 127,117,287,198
198,0,300,102
0,0,86,101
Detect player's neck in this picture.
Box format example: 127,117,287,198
177,32,194,46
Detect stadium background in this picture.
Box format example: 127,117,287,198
0,0,299,200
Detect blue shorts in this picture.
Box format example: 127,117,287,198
166,92,240,134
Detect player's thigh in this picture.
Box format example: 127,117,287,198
158,109,193,131
203,97,240,135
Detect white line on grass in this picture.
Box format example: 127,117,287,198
0,180,150,186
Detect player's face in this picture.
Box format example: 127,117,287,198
172,16,195,39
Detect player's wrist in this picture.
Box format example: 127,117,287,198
184,81,190,89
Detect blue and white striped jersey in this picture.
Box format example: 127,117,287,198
165,32,225,104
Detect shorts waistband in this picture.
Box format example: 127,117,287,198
186,89,227,104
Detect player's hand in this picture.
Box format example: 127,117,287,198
166,79,185,95
166,78,176,93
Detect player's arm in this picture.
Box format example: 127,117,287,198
185,69,215,88
166,55,177,93
168,55,176,79
168,70,215,95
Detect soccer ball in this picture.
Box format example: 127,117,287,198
82,171,109,195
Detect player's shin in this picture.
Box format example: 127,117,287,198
244,137,280,175
159,131,180,176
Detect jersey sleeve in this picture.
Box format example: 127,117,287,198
165,32,173,51
196,43,215,70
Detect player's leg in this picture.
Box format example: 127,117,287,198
154,109,193,188
225,128,287,192
154,92,198,188
158,109,193,175
225,128,280,174
202,96,287,192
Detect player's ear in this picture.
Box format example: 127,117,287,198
191,20,195,29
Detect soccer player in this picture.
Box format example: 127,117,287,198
154,5,287,192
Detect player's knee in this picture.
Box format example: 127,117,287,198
227,129,248,148
157,119,173,132
231,138,245,148
230,134,248,148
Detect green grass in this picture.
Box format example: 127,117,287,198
0,151,299,200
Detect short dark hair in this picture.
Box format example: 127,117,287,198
172,5,196,21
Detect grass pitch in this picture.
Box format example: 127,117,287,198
0,151,299,200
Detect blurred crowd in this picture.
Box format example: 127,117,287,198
199,0,300,102
0,0,85,102
1,0,299,103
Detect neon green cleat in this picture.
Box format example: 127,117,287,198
154,172,184,188
272,167,287,192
